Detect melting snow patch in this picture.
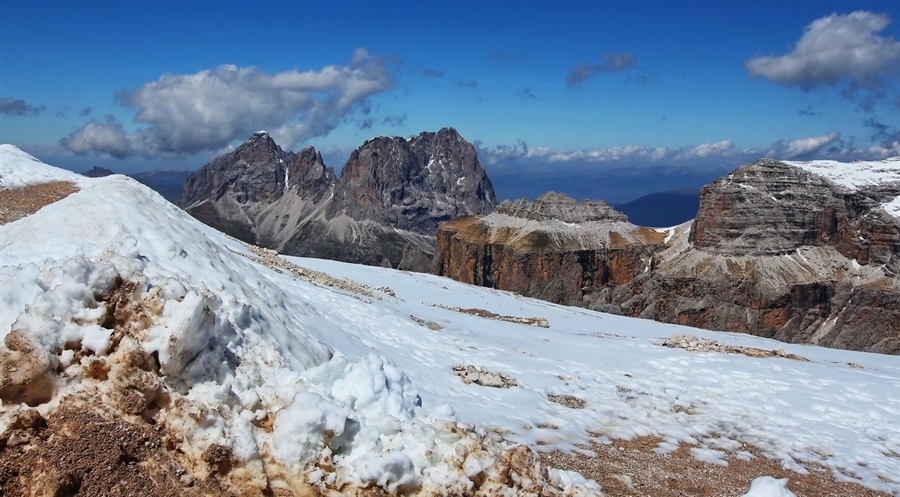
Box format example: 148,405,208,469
741,476,797,497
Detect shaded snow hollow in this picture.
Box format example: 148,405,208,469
1,145,899,495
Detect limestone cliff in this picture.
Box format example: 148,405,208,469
178,128,497,270
434,158,900,354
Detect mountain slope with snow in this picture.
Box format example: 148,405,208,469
785,157,900,218
1,146,899,496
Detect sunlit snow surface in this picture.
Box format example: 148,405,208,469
1,146,899,494
784,156,900,217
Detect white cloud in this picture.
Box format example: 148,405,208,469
678,140,736,159
62,48,394,158
745,11,900,89
62,117,133,159
477,131,895,171
784,130,841,158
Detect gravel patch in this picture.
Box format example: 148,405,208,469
0,182,79,224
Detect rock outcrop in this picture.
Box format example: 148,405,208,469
690,159,900,267
82,166,114,178
434,158,900,354
433,192,665,307
178,128,497,270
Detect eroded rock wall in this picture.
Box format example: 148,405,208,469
434,160,900,354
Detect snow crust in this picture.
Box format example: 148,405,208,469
294,257,900,494
3,146,900,494
740,476,797,497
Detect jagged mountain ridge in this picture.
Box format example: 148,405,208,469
434,157,900,354
178,128,497,270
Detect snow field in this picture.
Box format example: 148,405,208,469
2,146,899,495
0,147,598,495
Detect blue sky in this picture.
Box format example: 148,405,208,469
1,1,899,184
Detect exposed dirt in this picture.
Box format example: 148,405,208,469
0,402,235,497
0,181,79,224
541,436,892,497
434,304,550,327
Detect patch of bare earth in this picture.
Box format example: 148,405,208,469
433,304,550,327
0,402,235,497
0,181,79,224
541,436,891,497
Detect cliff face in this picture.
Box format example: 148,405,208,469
178,128,496,270
690,159,900,268
434,158,900,354
433,192,663,306
327,128,497,233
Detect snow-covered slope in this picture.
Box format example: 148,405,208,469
2,146,899,495
784,156,900,217
0,144,86,188
784,157,900,191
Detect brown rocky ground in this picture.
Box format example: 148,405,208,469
541,436,892,497
0,181,79,224
0,402,234,497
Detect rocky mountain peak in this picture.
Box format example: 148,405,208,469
689,158,900,268
329,128,497,235
286,146,335,199
238,130,283,159
495,192,629,223
178,128,497,270
82,166,115,178
178,132,289,208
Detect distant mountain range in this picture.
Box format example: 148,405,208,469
614,188,699,227
488,164,723,205
81,157,706,230
82,166,191,203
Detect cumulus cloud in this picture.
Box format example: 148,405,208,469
62,48,394,158
62,116,134,159
783,130,841,158
0,98,45,116
566,53,637,87
745,11,900,90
